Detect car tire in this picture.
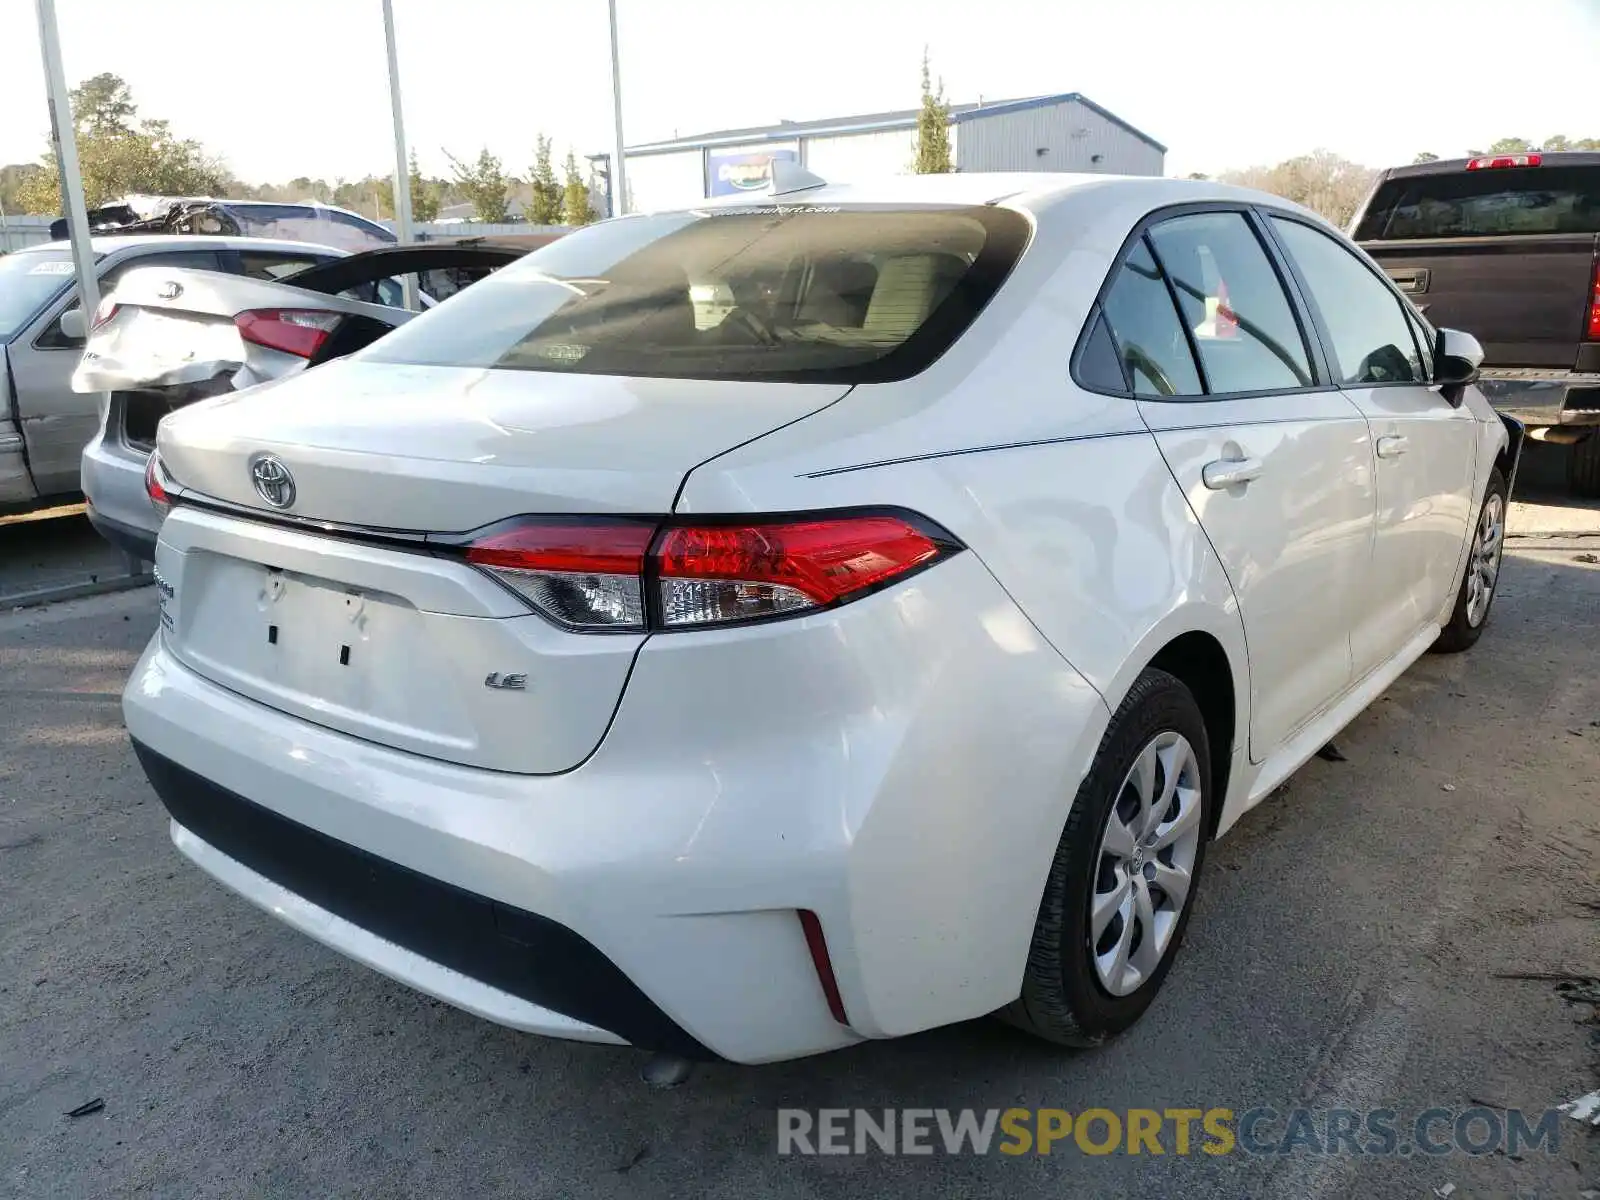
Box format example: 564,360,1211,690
1000,668,1213,1048
1431,467,1508,654
1568,434,1600,499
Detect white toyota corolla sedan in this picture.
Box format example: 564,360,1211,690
124,169,1518,1065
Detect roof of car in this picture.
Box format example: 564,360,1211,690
25,234,349,256
677,171,1317,222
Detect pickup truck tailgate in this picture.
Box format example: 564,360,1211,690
1363,233,1597,367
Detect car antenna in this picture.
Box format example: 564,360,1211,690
769,160,828,197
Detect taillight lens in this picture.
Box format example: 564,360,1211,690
465,520,654,630
655,516,943,627
461,511,957,632
234,309,341,358
1588,259,1600,342
144,453,172,513
90,296,120,331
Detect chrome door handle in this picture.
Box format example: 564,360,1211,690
1202,457,1264,489
1376,435,1410,459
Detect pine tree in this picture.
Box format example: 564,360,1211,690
409,150,439,222
913,50,953,174
445,147,510,223
530,135,562,225
561,151,594,226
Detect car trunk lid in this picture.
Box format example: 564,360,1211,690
156,357,852,528
151,358,851,772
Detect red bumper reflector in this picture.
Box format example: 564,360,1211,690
798,909,849,1026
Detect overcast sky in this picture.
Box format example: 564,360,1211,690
2,0,1595,186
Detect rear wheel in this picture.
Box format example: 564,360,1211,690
1568,434,1600,499
1432,467,1507,654
1001,669,1212,1047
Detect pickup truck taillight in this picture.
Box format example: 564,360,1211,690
459,512,962,632
1588,258,1600,342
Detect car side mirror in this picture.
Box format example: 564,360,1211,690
1434,327,1483,407
57,308,88,343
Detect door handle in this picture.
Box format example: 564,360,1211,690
1202,457,1264,489
1376,435,1410,459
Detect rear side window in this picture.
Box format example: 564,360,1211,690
237,251,332,280
1354,165,1600,240
1147,212,1314,393
1271,218,1424,386
363,206,1029,384
1098,240,1203,397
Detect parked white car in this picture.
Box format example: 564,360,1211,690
122,170,1519,1065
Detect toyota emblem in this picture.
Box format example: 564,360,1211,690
249,454,296,509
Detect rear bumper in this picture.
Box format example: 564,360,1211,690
80,426,161,555
86,505,157,562
134,741,704,1057
1478,372,1600,431
123,550,1110,1063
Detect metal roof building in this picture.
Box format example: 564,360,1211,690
616,93,1166,212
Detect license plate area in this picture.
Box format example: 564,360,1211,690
172,554,462,748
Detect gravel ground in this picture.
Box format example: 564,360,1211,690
1,507,1597,1198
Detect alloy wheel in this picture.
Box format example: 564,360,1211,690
1465,492,1505,628
1089,731,1204,997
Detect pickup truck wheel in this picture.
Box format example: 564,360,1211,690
999,668,1212,1047
1432,468,1507,654
1568,434,1600,498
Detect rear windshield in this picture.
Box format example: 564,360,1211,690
1354,165,1600,240
0,249,85,342
362,205,1029,383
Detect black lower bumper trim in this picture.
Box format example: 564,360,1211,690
86,505,157,563
131,740,716,1060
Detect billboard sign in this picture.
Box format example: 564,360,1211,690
707,145,799,197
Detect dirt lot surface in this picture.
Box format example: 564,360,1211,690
1,453,1597,1199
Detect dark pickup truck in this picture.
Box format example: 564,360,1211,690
1352,152,1600,494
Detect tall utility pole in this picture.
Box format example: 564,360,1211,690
34,0,98,321
381,0,418,309
607,0,628,217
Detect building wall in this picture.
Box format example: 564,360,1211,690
624,148,706,213
802,126,957,180
956,99,1163,177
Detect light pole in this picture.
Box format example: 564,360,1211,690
33,0,98,321
607,0,628,217
381,0,419,309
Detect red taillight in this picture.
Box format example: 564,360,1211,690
234,309,340,358
655,515,942,628
90,297,120,331
461,511,956,632
1466,153,1543,170
797,910,849,1026
144,454,172,512
1588,259,1600,342
465,520,654,630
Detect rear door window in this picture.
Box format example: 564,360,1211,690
237,250,336,280
1097,239,1204,398
363,206,1030,384
1147,212,1315,394
1354,165,1600,240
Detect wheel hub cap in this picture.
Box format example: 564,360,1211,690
1089,730,1204,998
